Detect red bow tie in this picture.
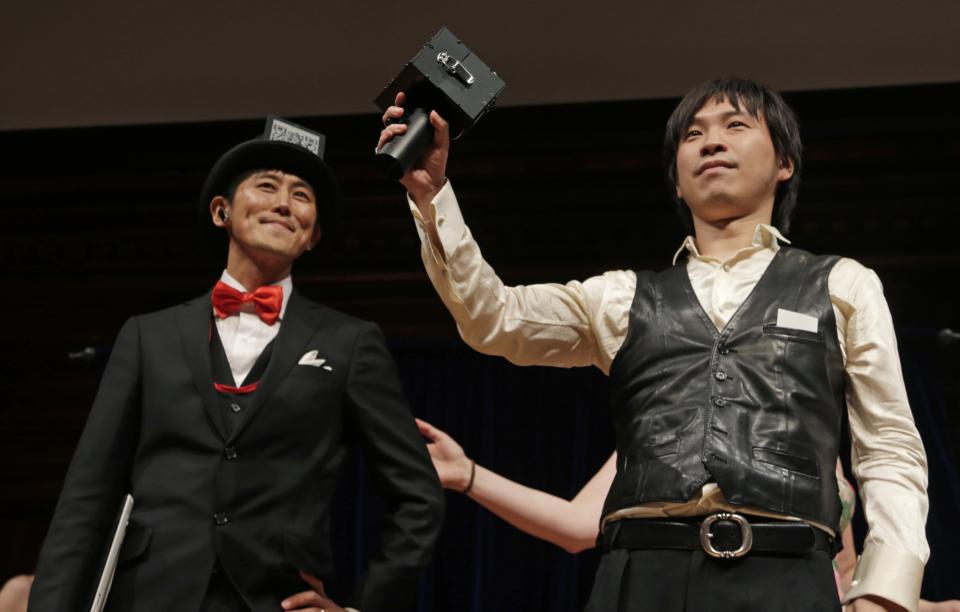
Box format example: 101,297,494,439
211,281,283,325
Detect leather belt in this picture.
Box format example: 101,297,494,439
598,512,834,559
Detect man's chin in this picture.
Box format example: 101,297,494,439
689,197,740,218
247,239,304,263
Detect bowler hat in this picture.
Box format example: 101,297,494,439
198,116,340,236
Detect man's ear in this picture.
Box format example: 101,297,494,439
777,156,795,182
308,223,322,250
210,196,229,228
675,184,683,200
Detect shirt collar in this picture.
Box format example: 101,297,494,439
219,270,294,320
671,224,790,266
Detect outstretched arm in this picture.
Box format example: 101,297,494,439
377,93,633,373
417,418,614,553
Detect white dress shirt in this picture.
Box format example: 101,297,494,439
408,180,929,611
213,270,293,386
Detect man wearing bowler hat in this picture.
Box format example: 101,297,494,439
28,118,444,612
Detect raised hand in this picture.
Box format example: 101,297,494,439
416,418,473,491
377,92,450,210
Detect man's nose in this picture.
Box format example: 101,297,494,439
273,191,293,214
700,137,727,157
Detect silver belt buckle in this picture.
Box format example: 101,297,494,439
699,512,753,559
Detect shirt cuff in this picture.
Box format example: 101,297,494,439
406,179,466,262
842,542,924,612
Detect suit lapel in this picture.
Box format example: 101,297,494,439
176,290,229,440
228,289,318,443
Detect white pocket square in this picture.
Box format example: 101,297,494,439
299,350,333,371
776,308,818,333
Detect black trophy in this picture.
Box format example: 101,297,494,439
374,27,506,179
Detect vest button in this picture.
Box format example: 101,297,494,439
214,512,229,526
230,402,242,413
714,370,728,381
713,397,727,407
718,344,730,355
225,446,238,460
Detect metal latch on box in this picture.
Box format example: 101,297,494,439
436,51,475,85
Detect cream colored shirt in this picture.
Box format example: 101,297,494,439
409,181,929,611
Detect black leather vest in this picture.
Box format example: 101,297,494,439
603,247,846,532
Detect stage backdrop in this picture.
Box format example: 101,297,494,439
3,82,959,609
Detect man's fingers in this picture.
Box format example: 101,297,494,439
416,418,446,442
416,418,435,436
377,124,408,150
395,91,406,106
281,589,325,610
382,105,405,126
381,123,408,139
298,571,327,596
430,111,450,144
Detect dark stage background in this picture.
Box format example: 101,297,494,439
2,82,959,608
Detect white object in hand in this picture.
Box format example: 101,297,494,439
90,494,134,612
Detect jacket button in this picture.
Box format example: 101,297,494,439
225,446,238,460
714,370,728,381
214,512,229,526
713,397,727,407
718,344,730,355
230,403,242,413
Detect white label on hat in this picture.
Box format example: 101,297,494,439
269,119,321,156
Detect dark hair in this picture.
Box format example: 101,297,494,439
222,168,264,203
203,170,266,248
663,77,802,234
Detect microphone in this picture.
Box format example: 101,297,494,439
67,347,97,362
938,328,960,347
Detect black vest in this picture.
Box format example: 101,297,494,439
210,324,275,438
604,247,846,532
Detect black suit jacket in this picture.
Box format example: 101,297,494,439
28,289,444,612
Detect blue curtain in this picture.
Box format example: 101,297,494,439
887,331,960,602
331,339,613,610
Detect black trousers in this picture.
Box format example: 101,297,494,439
584,548,841,612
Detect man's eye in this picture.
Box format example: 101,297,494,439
728,121,745,128
685,129,701,139
258,181,277,190
294,191,312,201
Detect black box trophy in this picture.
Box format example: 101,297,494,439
374,27,506,179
